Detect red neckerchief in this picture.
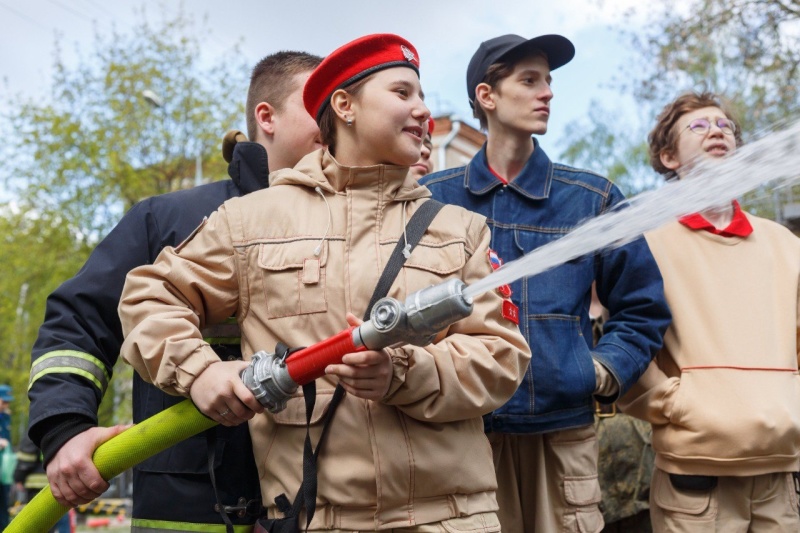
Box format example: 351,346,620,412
679,200,753,238
488,164,508,185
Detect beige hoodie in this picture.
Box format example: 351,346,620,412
120,149,530,529
619,215,800,476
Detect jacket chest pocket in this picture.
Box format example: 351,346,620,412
259,240,328,319
400,240,466,291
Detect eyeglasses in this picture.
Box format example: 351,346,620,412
682,117,736,136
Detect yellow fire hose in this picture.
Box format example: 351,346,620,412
6,399,216,533
8,280,475,531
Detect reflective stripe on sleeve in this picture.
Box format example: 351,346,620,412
15,451,38,462
204,337,242,345
23,472,49,490
202,318,241,346
28,350,110,393
131,519,254,532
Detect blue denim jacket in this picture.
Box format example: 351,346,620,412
420,141,670,434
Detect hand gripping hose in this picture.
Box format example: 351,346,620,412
241,279,473,413
6,399,215,532
10,279,474,531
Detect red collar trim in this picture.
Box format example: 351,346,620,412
487,164,508,185
679,200,753,238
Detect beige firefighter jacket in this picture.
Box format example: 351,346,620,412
119,149,530,530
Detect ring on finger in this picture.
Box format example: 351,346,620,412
219,408,231,417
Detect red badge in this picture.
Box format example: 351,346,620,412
502,300,519,325
487,249,513,298
498,284,512,298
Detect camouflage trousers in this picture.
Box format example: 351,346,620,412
595,410,653,533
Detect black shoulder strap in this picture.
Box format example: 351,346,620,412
290,199,446,532
365,199,445,317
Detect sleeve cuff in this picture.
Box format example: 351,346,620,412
174,345,222,396
39,415,96,466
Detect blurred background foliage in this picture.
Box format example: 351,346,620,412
559,0,800,216
0,5,248,441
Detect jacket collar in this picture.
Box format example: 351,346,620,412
465,138,553,200
272,149,430,202
227,141,270,195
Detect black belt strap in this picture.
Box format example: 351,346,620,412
206,429,236,533
207,343,258,533
279,199,445,532
793,472,800,515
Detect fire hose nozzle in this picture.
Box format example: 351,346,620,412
242,278,473,413
240,350,298,413
356,278,473,349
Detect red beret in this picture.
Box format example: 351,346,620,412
304,33,420,123
427,116,435,136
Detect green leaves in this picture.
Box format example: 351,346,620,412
560,0,800,204
1,6,247,238
626,0,800,136
0,5,248,436
559,103,661,196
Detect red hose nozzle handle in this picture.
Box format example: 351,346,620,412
285,326,366,385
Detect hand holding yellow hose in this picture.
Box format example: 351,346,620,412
9,279,475,531
6,399,216,533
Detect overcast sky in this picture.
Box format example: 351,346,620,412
0,0,646,157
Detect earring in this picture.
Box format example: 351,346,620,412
346,116,353,127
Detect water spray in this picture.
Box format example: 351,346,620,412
464,120,800,300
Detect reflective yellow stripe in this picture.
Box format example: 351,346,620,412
201,324,241,339
29,350,109,392
131,518,253,532
28,367,105,392
15,451,37,462
23,473,48,489
202,317,241,345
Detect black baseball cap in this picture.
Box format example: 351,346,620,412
466,34,575,108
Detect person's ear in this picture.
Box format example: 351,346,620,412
660,150,681,171
330,89,355,125
254,101,277,136
474,83,496,112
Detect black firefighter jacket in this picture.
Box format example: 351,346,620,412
27,140,269,527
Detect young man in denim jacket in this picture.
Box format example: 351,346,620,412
420,34,670,532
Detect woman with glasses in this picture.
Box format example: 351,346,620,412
619,91,800,532
119,34,529,533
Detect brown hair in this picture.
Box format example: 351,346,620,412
245,51,322,141
472,49,546,130
648,91,743,176
317,75,370,155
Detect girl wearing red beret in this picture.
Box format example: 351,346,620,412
120,34,529,532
